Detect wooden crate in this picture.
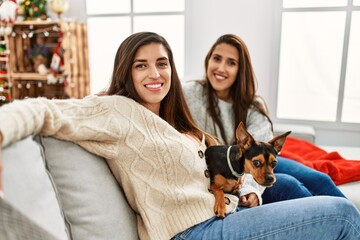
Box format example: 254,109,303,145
61,22,90,99
5,20,90,100
8,21,59,73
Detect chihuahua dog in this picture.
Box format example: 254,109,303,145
204,122,291,218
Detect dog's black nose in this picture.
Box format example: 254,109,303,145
265,174,274,183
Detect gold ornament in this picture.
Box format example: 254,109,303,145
48,0,69,19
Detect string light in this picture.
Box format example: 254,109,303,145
10,24,61,39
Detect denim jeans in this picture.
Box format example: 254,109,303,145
262,156,345,204
172,196,360,240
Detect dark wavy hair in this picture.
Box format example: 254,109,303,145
203,34,272,144
107,32,217,146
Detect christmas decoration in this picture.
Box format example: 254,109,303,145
48,32,64,84
1,20,89,100
0,69,11,106
48,0,69,19
28,44,52,73
19,0,47,21
10,24,60,39
0,0,18,36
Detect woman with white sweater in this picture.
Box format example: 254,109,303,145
182,34,346,206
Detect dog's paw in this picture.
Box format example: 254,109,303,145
214,202,226,218
215,209,226,218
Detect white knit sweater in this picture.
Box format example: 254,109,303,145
0,95,216,240
182,80,273,144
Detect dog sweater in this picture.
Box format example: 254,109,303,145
0,95,216,240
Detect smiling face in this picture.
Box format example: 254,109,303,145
206,43,239,103
132,43,171,115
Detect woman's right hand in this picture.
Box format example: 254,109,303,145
0,132,3,198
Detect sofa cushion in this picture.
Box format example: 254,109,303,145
36,136,138,240
3,136,68,240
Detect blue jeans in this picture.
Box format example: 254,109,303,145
262,156,345,204
172,196,360,240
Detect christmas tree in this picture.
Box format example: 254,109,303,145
19,0,48,20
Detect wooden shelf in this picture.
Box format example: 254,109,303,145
13,20,61,26
10,72,64,81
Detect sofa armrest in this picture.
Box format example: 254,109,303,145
3,136,139,240
0,197,59,239
3,136,68,239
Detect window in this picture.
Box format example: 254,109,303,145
342,11,360,123
277,1,360,127
85,0,185,94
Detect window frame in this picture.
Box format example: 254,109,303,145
272,0,360,144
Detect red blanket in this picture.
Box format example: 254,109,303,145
279,137,360,185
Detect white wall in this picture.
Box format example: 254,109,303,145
61,0,86,23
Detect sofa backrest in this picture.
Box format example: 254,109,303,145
3,136,139,240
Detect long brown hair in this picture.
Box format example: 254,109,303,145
107,32,217,146
203,34,272,144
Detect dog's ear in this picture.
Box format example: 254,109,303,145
268,131,291,153
235,122,254,151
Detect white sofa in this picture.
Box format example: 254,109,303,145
321,145,360,209
1,128,359,239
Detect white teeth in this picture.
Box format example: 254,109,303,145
145,83,162,88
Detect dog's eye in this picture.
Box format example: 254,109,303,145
253,160,262,167
271,161,278,168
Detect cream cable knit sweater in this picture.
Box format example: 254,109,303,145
0,95,216,240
